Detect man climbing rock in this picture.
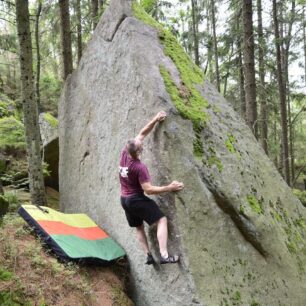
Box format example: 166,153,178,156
119,111,184,265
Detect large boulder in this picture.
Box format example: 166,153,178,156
58,1,306,305
39,112,59,190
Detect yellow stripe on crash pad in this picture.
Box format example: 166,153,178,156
21,204,97,228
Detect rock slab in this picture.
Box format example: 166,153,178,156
59,1,306,305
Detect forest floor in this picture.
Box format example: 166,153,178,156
0,187,134,306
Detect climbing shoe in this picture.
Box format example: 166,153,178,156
146,253,155,265
160,254,180,264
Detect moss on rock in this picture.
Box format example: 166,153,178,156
43,113,58,128
246,195,263,215
225,133,236,153
133,2,209,157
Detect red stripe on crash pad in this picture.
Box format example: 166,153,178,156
37,220,109,240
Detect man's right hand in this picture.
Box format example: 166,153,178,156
168,180,184,192
154,111,167,122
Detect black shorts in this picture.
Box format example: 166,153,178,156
120,194,165,227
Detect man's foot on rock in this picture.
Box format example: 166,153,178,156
146,253,155,265
160,254,179,264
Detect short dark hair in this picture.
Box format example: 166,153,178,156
126,140,138,159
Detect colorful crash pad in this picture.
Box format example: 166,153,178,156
18,204,125,265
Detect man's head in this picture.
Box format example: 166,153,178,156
126,139,143,159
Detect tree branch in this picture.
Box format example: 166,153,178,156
293,164,306,185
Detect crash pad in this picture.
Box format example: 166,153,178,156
18,204,125,265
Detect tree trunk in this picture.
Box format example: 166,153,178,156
257,0,268,153
211,0,220,92
99,0,104,11
92,0,99,30
59,0,73,80
272,0,290,185
15,0,46,206
223,42,234,97
303,8,306,86
242,0,257,137
284,0,296,184
0,180,3,195
237,9,245,119
191,0,200,66
238,38,246,119
75,0,82,63
35,0,42,112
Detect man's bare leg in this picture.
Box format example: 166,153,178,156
157,216,168,257
136,224,150,254
157,216,179,263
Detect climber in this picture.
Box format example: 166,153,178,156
119,111,184,265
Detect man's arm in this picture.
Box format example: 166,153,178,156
135,111,167,142
141,181,184,195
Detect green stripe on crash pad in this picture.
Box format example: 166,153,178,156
51,235,126,261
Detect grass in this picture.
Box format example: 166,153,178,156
0,190,133,305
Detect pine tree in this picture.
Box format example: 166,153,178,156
15,0,47,205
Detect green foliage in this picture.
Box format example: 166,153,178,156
42,162,51,178
0,291,31,306
40,75,62,114
246,195,263,214
0,190,20,212
141,0,157,14
0,34,17,54
43,112,58,128
293,189,306,206
0,267,13,281
0,101,14,118
0,116,25,152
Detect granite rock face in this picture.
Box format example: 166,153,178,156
39,113,59,190
59,1,306,305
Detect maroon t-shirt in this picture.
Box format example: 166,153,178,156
119,148,151,197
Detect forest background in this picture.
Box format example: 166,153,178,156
0,0,305,201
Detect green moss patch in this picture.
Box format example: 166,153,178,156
270,199,306,258
0,116,25,151
193,133,204,158
0,268,13,281
203,147,223,172
225,133,236,153
133,2,209,157
43,113,58,128
132,0,161,28
247,195,263,215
